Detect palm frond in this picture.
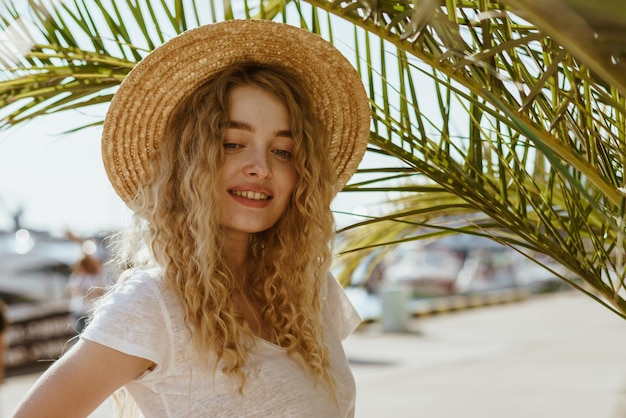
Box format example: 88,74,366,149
1,0,626,317
306,0,626,316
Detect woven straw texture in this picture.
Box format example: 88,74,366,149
102,19,371,207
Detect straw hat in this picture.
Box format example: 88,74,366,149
102,19,371,208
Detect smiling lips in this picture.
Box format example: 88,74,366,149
229,190,272,201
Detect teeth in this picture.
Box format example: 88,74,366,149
231,190,270,200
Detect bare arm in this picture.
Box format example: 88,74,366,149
12,339,153,418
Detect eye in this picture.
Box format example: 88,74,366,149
223,142,242,152
272,149,293,160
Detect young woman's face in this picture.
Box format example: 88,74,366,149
217,85,297,239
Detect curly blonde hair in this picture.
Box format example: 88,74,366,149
112,63,337,392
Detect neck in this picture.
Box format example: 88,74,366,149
223,230,250,276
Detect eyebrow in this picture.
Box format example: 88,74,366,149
228,120,293,139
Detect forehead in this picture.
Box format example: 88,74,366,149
227,85,291,128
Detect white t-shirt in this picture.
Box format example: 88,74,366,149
82,268,361,417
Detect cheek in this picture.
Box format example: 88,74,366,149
284,167,297,196
216,160,235,185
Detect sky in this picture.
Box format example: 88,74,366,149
0,110,131,236
0,109,387,237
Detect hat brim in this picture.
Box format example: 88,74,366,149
102,19,371,208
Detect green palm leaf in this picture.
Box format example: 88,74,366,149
1,0,625,317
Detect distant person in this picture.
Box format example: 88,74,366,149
66,254,105,334
0,298,7,384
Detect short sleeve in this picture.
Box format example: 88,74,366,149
325,273,362,340
81,270,173,374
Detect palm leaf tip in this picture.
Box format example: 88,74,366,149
0,18,36,69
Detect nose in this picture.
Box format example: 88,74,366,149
243,149,271,179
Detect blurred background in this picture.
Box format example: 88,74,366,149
2,0,626,417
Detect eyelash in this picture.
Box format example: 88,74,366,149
222,143,293,160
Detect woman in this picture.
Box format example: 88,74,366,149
13,19,370,417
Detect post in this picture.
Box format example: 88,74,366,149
380,285,409,333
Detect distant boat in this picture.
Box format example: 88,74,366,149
0,230,83,303
351,235,569,297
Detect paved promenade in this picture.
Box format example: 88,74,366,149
2,290,626,417
345,291,626,418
